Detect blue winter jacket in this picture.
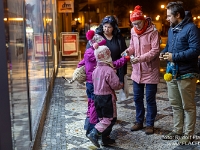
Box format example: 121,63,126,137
162,11,200,75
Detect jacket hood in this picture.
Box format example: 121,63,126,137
172,11,193,32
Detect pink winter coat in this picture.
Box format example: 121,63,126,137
127,22,160,84
92,62,123,117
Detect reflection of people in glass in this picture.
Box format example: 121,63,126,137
160,2,200,144
26,3,35,29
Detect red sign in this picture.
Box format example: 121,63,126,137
61,33,78,56
34,34,52,57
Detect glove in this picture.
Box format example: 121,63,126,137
125,56,130,61
92,43,99,49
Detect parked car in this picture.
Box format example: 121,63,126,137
119,27,131,46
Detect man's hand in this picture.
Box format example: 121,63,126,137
130,57,139,64
159,53,165,61
163,52,173,62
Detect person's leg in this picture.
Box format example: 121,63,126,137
178,78,197,136
101,94,117,145
89,83,98,125
94,94,113,133
86,83,91,118
85,83,91,135
85,83,98,136
145,84,157,126
102,117,117,137
101,118,117,145
167,80,183,135
131,81,145,131
88,94,113,147
145,84,157,134
133,81,145,123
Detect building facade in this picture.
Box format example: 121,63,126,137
0,0,59,149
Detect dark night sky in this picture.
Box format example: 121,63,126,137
115,0,197,13
77,0,197,13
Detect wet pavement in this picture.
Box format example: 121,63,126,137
39,61,200,150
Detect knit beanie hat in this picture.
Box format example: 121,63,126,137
130,5,145,22
94,45,114,68
86,30,106,46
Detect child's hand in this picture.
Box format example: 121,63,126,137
119,82,124,88
121,49,129,57
93,43,99,49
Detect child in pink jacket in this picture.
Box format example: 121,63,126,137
87,45,124,148
78,30,129,144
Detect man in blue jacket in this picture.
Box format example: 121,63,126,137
160,1,200,144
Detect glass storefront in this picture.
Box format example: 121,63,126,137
2,0,57,149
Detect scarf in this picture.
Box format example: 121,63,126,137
134,20,148,35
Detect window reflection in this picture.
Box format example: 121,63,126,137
4,0,55,149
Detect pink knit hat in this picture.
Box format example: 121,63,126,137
86,30,106,46
94,45,114,67
130,5,145,22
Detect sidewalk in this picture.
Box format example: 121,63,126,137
39,62,200,150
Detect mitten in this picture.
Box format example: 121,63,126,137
93,43,99,49
125,56,130,61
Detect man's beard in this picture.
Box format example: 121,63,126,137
171,20,179,27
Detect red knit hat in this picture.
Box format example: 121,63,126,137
130,5,145,22
86,30,106,47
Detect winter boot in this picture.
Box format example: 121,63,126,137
101,136,115,146
86,123,95,138
87,128,101,148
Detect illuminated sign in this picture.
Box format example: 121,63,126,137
61,32,79,56
58,0,74,13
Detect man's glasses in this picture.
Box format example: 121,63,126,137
132,21,142,26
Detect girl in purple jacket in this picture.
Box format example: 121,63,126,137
78,30,129,146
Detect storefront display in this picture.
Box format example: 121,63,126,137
1,0,57,149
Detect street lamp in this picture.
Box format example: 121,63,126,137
161,5,165,9
156,15,160,21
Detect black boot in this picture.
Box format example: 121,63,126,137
101,136,115,146
87,128,101,148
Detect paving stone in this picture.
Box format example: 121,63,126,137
40,63,200,150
